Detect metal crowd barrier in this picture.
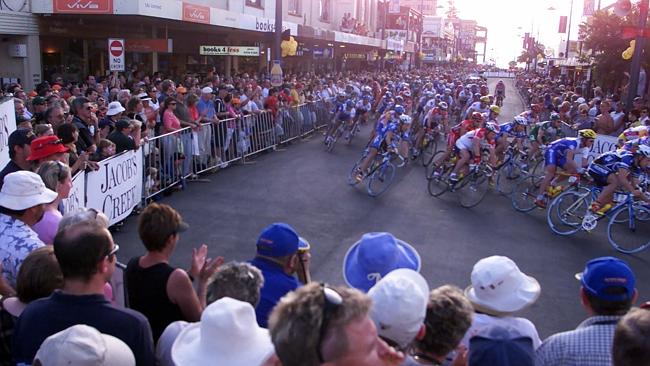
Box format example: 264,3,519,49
142,102,333,199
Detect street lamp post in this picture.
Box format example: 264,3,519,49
565,0,574,59
274,0,282,62
626,0,649,111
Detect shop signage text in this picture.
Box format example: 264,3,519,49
182,2,210,24
199,46,260,56
313,47,334,59
53,0,113,14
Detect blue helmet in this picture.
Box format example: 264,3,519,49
394,105,405,115
346,100,355,108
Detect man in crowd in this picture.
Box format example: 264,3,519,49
13,219,155,365
0,171,54,295
0,129,34,188
612,305,650,366
71,97,100,154
108,120,136,153
269,282,405,366
250,222,307,328
536,256,638,366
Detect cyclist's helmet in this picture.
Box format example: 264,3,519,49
484,122,500,133
636,144,650,157
471,112,483,120
578,129,597,139
395,96,404,104
362,94,372,101
346,100,355,109
480,96,490,103
438,102,448,110
513,116,528,126
403,91,411,97
337,92,346,98
444,88,451,94
473,92,481,98
399,115,412,125
490,105,501,114
550,112,561,120
394,105,405,115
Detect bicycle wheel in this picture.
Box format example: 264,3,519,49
425,151,446,179
608,204,650,254
421,139,438,167
458,171,489,208
546,190,591,236
495,162,521,196
528,158,544,178
511,174,542,212
367,162,396,197
427,160,450,197
347,159,363,186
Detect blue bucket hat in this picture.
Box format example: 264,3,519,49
343,232,421,292
256,223,299,258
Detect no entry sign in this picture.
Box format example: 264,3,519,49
108,38,125,72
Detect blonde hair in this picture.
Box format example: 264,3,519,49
37,161,70,191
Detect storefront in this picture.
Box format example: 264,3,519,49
0,1,41,90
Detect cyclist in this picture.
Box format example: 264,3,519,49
494,80,506,106
466,95,491,119
495,116,528,161
449,122,499,184
617,125,649,147
413,101,448,158
486,105,501,124
355,94,373,127
528,112,565,160
355,110,400,181
534,129,597,208
325,100,355,144
396,114,413,163
622,136,650,154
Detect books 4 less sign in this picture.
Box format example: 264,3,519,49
199,46,260,56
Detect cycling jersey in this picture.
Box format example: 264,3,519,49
622,136,650,153
618,125,649,142
497,122,527,140
456,128,494,150
529,121,564,143
355,100,371,114
468,102,489,116
589,150,641,186
370,121,398,149
448,119,476,147
544,137,588,168
519,110,538,125
337,108,355,121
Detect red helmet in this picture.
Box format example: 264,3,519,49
471,112,483,120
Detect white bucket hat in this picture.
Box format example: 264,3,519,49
0,171,57,210
34,324,135,366
106,101,126,116
171,297,274,366
368,268,429,349
465,256,540,315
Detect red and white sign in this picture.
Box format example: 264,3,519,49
53,0,113,14
108,38,125,72
182,2,210,24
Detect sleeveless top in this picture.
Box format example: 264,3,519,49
125,257,184,342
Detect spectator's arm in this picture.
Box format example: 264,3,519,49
0,266,14,297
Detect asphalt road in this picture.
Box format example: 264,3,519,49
113,78,650,339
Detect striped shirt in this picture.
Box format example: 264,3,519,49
535,315,622,366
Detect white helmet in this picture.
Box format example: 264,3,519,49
637,144,650,158
399,115,412,124
438,102,448,110
513,116,528,126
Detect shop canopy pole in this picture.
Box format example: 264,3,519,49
274,0,282,64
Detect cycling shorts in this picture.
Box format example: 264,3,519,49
544,148,567,169
453,146,476,159
588,163,612,187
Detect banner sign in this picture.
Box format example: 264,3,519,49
53,0,113,14
62,171,85,215
182,2,210,24
583,0,595,16
573,134,618,164
85,150,143,226
0,98,17,170
559,16,568,33
199,46,260,56
313,47,334,59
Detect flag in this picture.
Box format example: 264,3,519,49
559,16,567,33
523,32,530,49
583,0,595,16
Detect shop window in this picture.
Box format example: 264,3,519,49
246,0,263,9
319,0,331,22
288,0,300,16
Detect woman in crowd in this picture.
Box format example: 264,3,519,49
33,161,72,243
91,139,116,162
57,123,96,174
126,96,145,123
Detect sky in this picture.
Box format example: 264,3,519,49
435,0,619,67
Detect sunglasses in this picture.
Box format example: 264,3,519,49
169,102,177,106
316,284,343,363
105,243,120,258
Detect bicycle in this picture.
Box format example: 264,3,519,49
325,120,351,152
607,199,650,254
512,170,585,213
348,149,403,197
494,143,529,196
419,125,443,168
496,93,504,107
427,151,493,208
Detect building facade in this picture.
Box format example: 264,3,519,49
0,0,41,91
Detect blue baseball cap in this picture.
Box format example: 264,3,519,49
469,325,534,366
255,223,299,257
343,232,421,292
577,257,636,302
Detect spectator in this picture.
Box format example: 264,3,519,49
126,96,145,123
125,203,222,342
32,162,72,245
108,120,136,154
156,261,264,366
536,256,638,366
92,139,116,161
250,222,307,328
572,103,593,130
0,129,35,189
468,325,535,366
26,135,68,168
343,232,421,292
33,324,135,366
57,123,96,174
0,246,63,365
171,297,278,366
12,219,155,365
43,105,66,133
101,101,125,134
31,97,48,123
368,269,429,365
612,305,650,366
411,285,474,365
268,282,405,366
461,255,542,349
0,171,55,295
34,123,54,137
627,109,642,128
70,97,99,154
14,99,30,120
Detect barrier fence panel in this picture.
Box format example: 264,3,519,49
279,105,304,144
313,101,332,130
244,111,278,157
299,103,316,136
143,128,190,200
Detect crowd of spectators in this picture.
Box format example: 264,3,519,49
340,12,370,36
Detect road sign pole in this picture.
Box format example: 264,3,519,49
626,0,649,112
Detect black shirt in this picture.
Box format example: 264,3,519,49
0,161,22,190
72,116,94,153
107,130,136,154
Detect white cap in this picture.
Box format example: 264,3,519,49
368,268,429,349
0,171,57,210
465,256,541,315
172,297,274,366
576,97,586,104
201,86,214,94
136,92,152,102
34,324,135,366
106,101,126,116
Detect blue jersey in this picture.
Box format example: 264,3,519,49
622,136,650,153
594,150,640,176
548,137,579,156
498,122,527,139
371,121,398,149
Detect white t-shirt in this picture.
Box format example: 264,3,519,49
460,313,542,349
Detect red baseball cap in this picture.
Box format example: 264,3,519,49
27,135,69,161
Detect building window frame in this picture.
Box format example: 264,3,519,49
246,0,264,9
288,0,301,16
319,0,331,22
